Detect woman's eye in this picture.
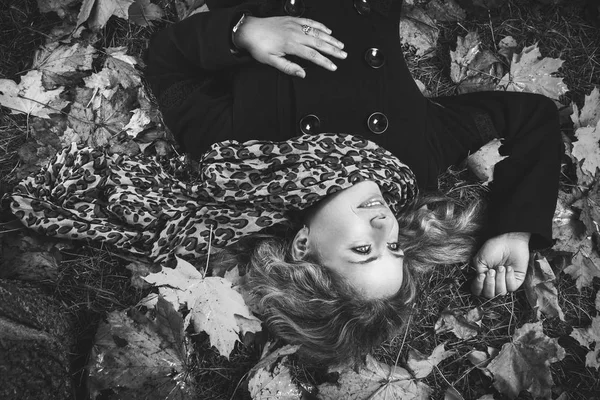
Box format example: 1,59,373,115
388,242,401,251
353,245,371,254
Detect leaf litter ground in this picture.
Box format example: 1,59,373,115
1,0,600,399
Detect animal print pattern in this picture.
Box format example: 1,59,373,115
9,134,418,265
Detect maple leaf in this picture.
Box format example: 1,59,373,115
487,321,565,399
174,0,207,20
129,0,165,26
563,240,600,291
497,44,568,100
32,42,95,87
318,355,431,400
570,316,600,370
498,36,518,63
426,0,466,22
524,255,565,321
0,70,68,118
78,0,135,30
407,343,455,379
552,195,586,253
572,119,600,176
143,257,262,358
37,0,80,17
571,86,600,129
87,296,195,399
399,5,439,56
450,32,500,93
467,138,507,184
435,306,483,339
247,345,303,399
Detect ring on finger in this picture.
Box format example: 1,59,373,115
302,24,313,35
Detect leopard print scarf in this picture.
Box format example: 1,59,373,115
9,134,417,265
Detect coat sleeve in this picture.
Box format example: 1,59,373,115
145,1,256,158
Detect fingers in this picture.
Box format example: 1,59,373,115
495,266,507,296
482,269,496,299
506,266,526,292
470,273,485,296
293,44,339,71
269,56,305,78
297,18,333,35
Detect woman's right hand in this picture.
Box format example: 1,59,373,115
233,16,347,78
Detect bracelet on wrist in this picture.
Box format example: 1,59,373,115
231,12,250,55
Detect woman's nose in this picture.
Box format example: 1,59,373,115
370,213,392,229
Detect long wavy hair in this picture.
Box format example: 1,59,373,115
209,194,482,366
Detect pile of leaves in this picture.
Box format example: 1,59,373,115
0,0,599,399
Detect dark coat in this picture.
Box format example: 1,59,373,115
145,0,562,249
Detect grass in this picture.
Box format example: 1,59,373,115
0,0,599,399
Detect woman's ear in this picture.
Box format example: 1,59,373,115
291,225,310,260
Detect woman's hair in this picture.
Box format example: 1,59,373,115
209,194,482,366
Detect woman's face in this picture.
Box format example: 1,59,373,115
296,180,405,299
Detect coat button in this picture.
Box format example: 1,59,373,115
284,0,305,17
354,0,371,15
364,48,385,68
299,114,321,134
367,112,388,134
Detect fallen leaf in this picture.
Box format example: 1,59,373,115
563,240,600,291
128,0,164,26
450,32,500,93
80,0,135,30
247,345,302,399
87,296,194,399
435,306,483,339
143,257,262,358
318,355,431,400
467,139,507,183
497,44,568,100
407,343,455,379
444,387,465,400
126,260,159,289
0,70,68,118
32,42,95,87
524,255,565,320
0,232,63,282
596,291,600,311
426,0,466,21
573,179,600,235
487,321,565,399
572,119,600,176
570,316,600,370
37,0,80,17
571,86,600,129
399,5,439,56
498,36,518,62
174,0,206,20
467,347,499,378
552,196,586,253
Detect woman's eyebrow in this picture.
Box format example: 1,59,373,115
348,253,403,265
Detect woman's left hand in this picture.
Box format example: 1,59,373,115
470,232,531,298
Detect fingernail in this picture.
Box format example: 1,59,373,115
499,266,505,273
507,266,512,273
489,269,496,277
478,273,485,281
341,51,347,58
331,64,337,71
296,70,305,78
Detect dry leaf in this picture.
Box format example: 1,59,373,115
87,296,194,399
497,44,568,100
435,306,483,339
32,42,95,87
399,5,439,56
80,0,135,30
143,257,262,358
444,387,465,400
318,354,431,400
467,347,499,378
498,36,518,62
174,0,206,20
570,316,600,370
571,86,600,129
426,0,466,21
407,343,455,379
450,32,499,93
0,70,68,118
487,321,565,399
467,139,507,184
128,0,164,26
596,291,600,311
552,196,586,253
37,0,80,17
247,345,302,399
524,255,565,321
563,240,600,291
572,119,600,176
